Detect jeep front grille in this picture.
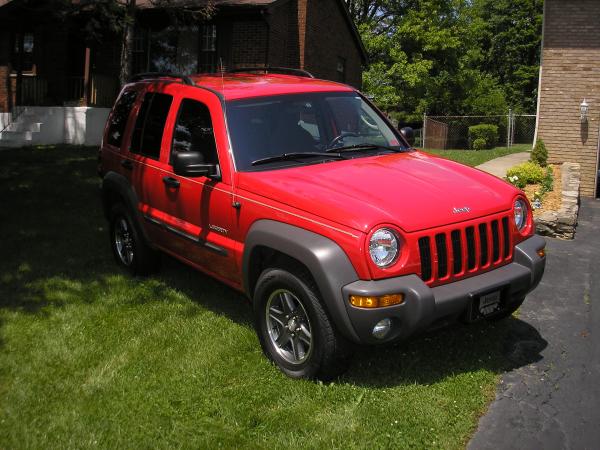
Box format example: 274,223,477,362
417,214,513,285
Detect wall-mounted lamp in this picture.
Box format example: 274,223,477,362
580,98,589,122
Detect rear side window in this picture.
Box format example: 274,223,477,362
130,92,173,160
107,90,137,148
171,99,218,165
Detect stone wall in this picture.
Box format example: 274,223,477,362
536,162,581,239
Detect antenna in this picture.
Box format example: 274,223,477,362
220,58,240,210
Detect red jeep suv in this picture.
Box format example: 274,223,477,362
99,69,546,380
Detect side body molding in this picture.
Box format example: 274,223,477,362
242,220,361,341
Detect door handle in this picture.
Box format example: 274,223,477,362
162,176,180,188
121,159,133,170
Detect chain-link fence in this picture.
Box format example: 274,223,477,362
421,112,536,150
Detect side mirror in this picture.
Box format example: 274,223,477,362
172,151,221,180
400,127,415,146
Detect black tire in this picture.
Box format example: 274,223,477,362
109,203,159,276
487,297,525,321
253,267,354,381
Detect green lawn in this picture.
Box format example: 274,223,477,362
424,144,530,167
0,146,526,449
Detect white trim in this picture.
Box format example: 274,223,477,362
533,0,547,148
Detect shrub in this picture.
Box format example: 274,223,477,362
506,162,545,189
531,139,548,167
541,166,554,193
472,138,487,151
468,124,499,149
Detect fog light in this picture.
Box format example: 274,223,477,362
350,294,404,308
537,248,546,258
372,318,392,339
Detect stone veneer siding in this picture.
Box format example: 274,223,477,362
537,0,600,197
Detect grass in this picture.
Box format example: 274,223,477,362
424,144,530,167
0,146,542,449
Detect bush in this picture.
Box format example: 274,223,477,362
472,138,487,151
531,139,548,167
468,124,499,149
541,166,554,193
506,162,545,189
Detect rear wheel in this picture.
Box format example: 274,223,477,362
253,267,353,380
109,203,159,276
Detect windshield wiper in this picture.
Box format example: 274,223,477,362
325,143,402,153
251,152,347,166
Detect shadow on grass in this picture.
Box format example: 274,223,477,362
0,145,547,388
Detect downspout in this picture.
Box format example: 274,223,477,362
533,0,546,148
298,0,307,70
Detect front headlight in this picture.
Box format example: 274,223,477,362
514,198,528,231
369,228,399,267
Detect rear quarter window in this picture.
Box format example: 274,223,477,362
106,90,137,148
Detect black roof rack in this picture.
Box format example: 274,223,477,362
130,72,195,86
228,67,315,79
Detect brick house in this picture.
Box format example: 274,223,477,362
536,0,600,197
0,0,367,113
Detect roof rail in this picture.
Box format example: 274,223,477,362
130,72,195,86
228,67,315,79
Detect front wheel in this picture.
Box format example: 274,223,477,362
253,267,353,380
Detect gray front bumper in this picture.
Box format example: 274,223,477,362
341,235,546,344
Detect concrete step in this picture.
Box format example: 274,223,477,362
0,130,34,142
5,122,42,133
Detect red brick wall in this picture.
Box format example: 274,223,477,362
537,0,600,197
230,20,269,68
303,0,363,88
267,0,300,68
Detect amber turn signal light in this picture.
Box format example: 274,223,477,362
537,248,546,258
350,294,404,308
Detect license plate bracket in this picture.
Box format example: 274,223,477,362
478,290,501,316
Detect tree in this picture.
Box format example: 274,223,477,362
345,0,542,120
79,0,215,86
472,0,543,112
15,0,214,86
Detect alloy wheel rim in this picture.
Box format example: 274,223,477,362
114,217,134,266
265,289,313,365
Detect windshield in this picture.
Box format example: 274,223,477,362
226,92,407,171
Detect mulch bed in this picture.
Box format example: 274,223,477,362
523,164,562,216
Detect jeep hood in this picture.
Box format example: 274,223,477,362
237,151,519,234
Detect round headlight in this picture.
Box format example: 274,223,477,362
514,199,528,231
369,228,399,267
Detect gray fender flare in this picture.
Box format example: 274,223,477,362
101,171,150,243
242,219,361,342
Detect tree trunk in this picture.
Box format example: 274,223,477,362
119,0,136,87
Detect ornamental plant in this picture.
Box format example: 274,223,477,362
506,161,545,189
531,139,548,167
472,138,487,151
468,124,499,149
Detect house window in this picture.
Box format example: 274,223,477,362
132,28,149,75
199,24,218,73
336,57,346,83
11,32,35,72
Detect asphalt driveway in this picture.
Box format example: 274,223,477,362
469,198,600,449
